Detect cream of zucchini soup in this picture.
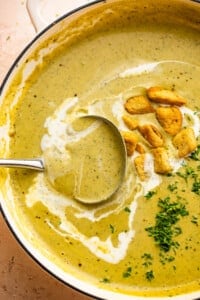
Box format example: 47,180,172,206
1,1,200,298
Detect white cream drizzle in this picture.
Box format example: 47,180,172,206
118,60,198,78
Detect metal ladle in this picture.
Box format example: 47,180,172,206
0,116,127,204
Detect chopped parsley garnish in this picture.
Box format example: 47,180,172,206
176,160,200,195
145,190,156,199
141,253,153,260
101,277,110,283
123,267,132,278
191,215,198,225
159,252,175,265
194,107,200,115
167,182,178,192
192,180,200,195
145,270,154,281
142,253,153,267
142,262,152,268
109,224,115,234
124,206,131,213
145,197,189,252
189,145,200,161
176,167,196,182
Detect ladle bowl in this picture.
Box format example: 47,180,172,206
0,115,127,204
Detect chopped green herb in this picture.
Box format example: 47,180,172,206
176,167,196,182
192,180,200,195
145,190,156,199
166,173,173,177
124,207,131,213
123,267,132,278
145,197,189,252
142,261,152,267
167,182,178,192
189,145,200,161
101,277,110,283
109,224,115,234
173,226,182,236
191,215,198,225
185,114,192,122
194,107,200,115
145,270,154,281
142,253,153,267
141,253,153,260
159,252,175,265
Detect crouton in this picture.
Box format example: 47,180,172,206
121,131,138,156
122,115,139,130
124,95,155,114
147,86,186,106
136,143,146,154
138,124,164,147
172,127,197,158
155,106,182,135
152,147,172,174
134,154,148,181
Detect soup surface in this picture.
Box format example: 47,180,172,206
2,2,200,298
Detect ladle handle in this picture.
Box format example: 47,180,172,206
0,159,44,171
26,0,47,32
26,0,95,32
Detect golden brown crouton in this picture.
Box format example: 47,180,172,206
138,124,164,147
152,147,172,174
122,115,139,130
136,143,146,154
134,154,148,181
155,106,182,135
147,86,186,106
121,131,138,156
172,127,197,158
124,95,155,114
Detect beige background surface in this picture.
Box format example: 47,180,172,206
0,1,95,299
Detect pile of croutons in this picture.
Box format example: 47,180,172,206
121,86,197,181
